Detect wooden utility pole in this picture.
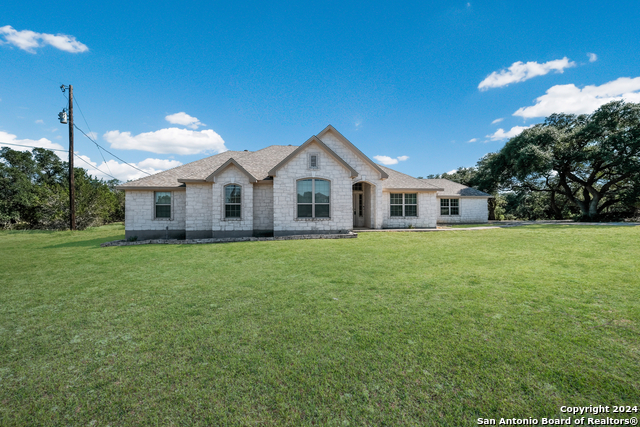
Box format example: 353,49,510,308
67,85,76,230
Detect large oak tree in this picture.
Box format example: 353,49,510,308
481,101,640,221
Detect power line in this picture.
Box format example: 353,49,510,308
0,141,120,181
0,142,69,152
73,153,120,181
72,95,114,177
73,124,151,177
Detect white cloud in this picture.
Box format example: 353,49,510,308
87,131,98,141
165,112,204,130
35,119,44,124
373,155,397,165
0,130,66,154
587,52,598,63
75,155,183,182
0,25,88,53
103,127,227,155
486,125,534,141
468,138,477,143
513,76,640,118
491,118,504,124
447,169,457,174
478,57,576,91
373,155,409,165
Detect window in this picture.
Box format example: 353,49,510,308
155,192,171,218
390,193,417,217
297,179,330,218
440,198,459,215
225,184,242,218
308,153,319,169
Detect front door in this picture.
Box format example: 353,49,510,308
353,192,365,227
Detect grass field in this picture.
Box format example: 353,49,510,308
1,224,639,426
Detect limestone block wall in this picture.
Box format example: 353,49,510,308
185,183,212,234
124,190,186,238
211,165,254,236
273,142,352,235
381,191,437,228
319,132,383,184
437,197,489,224
253,183,274,231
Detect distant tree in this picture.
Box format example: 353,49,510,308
0,147,125,229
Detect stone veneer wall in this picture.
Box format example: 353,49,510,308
436,197,489,224
381,191,437,228
124,190,186,239
185,183,213,238
211,165,254,237
253,183,274,232
272,142,353,235
318,132,385,229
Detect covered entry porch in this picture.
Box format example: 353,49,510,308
352,181,375,229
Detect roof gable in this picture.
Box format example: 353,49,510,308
316,125,389,180
268,135,359,178
205,158,258,183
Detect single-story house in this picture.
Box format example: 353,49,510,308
117,125,491,239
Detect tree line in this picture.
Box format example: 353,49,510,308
0,147,124,230
425,101,640,221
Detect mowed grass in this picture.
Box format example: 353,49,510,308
0,225,639,426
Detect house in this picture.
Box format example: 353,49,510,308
117,125,491,240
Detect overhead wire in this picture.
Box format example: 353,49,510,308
0,142,68,152
0,141,120,181
72,94,114,177
73,124,151,176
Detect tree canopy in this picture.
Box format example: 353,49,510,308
427,101,640,221
483,101,640,220
0,147,124,229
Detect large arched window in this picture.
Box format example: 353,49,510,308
297,179,330,218
224,184,242,218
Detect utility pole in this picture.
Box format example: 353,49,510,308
60,85,76,230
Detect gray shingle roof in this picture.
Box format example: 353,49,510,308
117,145,297,188
423,179,492,197
118,146,475,194
378,166,443,191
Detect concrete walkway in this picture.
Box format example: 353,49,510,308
355,220,640,233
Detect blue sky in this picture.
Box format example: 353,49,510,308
2,1,640,181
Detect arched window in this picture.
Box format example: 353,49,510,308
225,184,242,218
297,179,330,218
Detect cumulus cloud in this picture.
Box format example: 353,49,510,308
513,76,640,118
468,138,477,143
486,125,534,141
0,130,66,154
75,155,183,182
587,52,598,63
478,57,576,91
165,112,204,130
0,25,88,53
491,118,504,124
373,155,409,165
103,127,227,155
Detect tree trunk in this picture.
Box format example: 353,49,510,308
549,190,564,220
488,198,496,220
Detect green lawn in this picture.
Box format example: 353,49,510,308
1,224,639,426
